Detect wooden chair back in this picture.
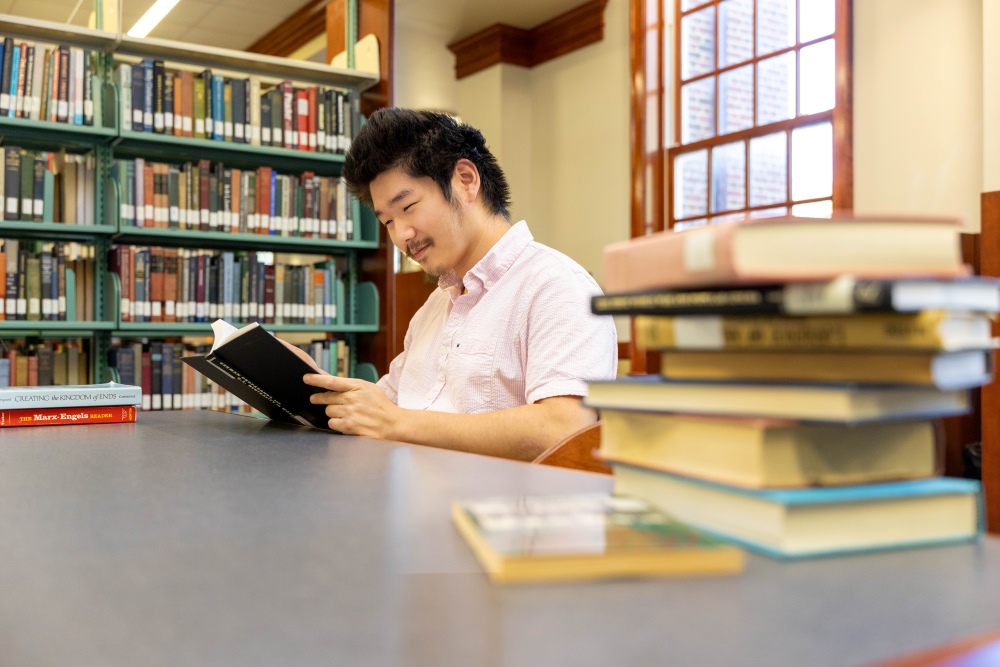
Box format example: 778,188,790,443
532,422,611,475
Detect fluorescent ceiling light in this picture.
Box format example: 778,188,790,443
127,0,181,38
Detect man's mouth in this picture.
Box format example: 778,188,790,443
409,241,431,261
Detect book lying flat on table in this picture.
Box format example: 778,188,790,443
451,493,744,583
598,411,936,489
0,382,141,409
592,276,1000,317
0,404,137,427
603,215,967,293
584,376,969,422
613,464,982,559
182,320,332,430
658,349,993,390
633,311,994,352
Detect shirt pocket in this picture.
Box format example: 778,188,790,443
445,337,499,413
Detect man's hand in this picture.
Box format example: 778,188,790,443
303,374,402,439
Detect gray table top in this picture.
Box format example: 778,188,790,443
1,410,999,667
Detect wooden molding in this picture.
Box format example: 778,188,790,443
448,0,608,80
980,191,1000,534
247,0,330,57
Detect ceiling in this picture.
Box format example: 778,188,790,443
0,0,587,53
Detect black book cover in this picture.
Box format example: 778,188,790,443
153,60,164,133
163,68,174,133
39,247,52,320
200,69,213,137
83,50,93,125
260,90,272,146
171,344,183,407
4,145,20,220
0,37,12,115
21,44,33,120
182,323,332,429
232,78,244,144
32,152,44,222
130,62,144,131
36,344,54,386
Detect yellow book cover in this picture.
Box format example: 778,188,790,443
452,493,744,583
634,311,992,351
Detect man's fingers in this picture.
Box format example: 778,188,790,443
303,373,361,391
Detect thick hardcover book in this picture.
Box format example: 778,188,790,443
0,382,141,409
182,320,333,429
451,492,744,583
633,311,994,352
0,37,12,115
583,375,970,422
659,349,993,390
613,465,982,559
598,410,936,489
603,215,968,293
152,59,164,132
130,62,143,131
0,404,136,427
592,277,1000,317
141,58,153,131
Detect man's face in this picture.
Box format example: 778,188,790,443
371,167,468,279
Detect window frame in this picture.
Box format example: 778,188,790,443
666,0,853,229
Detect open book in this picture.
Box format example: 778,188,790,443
182,320,333,429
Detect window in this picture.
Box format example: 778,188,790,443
668,0,851,230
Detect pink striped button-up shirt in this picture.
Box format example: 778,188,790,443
377,221,618,413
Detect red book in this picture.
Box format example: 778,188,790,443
603,215,968,293
0,404,137,427
306,86,317,151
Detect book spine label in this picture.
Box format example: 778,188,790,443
0,404,136,427
0,386,141,408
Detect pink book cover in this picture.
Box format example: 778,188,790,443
603,215,968,293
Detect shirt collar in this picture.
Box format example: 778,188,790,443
438,221,532,301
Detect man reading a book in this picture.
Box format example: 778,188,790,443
297,108,617,461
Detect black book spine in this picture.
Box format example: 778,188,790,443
0,37,13,116
83,49,93,125
150,341,163,410
260,91,272,146
20,44,34,120
40,248,52,320
31,152,44,222
164,73,174,134
130,62,144,131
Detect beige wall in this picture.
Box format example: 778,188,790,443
854,0,983,230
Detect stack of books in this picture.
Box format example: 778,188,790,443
587,215,991,559
0,382,140,428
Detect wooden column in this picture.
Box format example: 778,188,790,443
980,191,1000,533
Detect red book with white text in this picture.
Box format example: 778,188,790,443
0,404,136,427
603,215,968,293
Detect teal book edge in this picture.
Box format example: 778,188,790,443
612,463,985,559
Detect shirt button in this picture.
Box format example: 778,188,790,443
485,280,493,287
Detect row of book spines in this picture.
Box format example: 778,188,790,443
110,339,350,412
0,240,94,322
115,62,356,152
109,245,344,325
114,159,355,239
1,147,96,224
0,343,91,388
0,405,136,428
0,39,96,125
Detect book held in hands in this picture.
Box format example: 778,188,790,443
181,319,333,429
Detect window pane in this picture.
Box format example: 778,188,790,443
799,38,835,115
750,206,788,219
674,218,708,231
719,65,753,134
719,0,753,67
749,131,787,207
791,122,832,201
711,141,746,213
757,0,795,56
800,0,835,42
681,6,715,80
712,212,748,224
674,150,709,219
757,52,796,125
791,200,834,218
681,78,716,143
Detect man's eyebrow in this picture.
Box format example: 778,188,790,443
373,188,413,218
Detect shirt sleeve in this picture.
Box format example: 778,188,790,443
523,270,618,405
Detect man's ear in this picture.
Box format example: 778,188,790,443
452,158,481,204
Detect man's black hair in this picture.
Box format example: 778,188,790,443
342,108,511,220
